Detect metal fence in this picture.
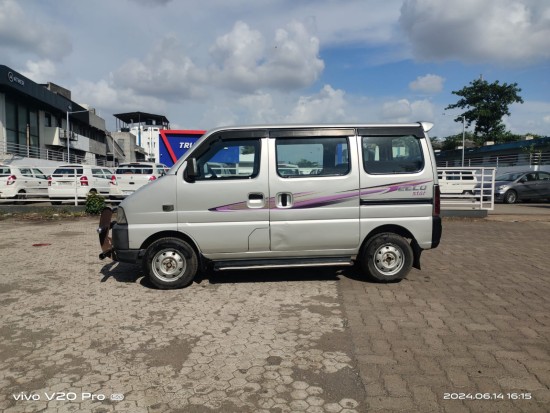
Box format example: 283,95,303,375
438,167,495,210
0,140,107,166
437,151,550,168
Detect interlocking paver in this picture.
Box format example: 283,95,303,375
341,217,550,412
0,217,364,412
1,213,550,412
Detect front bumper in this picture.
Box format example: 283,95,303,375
111,223,145,264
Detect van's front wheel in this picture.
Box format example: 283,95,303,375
144,238,198,289
362,233,413,282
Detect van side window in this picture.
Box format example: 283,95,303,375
362,135,424,174
195,139,260,180
275,137,350,178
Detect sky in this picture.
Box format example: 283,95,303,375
1,0,550,139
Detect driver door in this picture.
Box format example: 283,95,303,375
176,131,270,256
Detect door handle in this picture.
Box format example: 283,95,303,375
277,193,293,208
247,193,265,208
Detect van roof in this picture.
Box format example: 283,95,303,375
203,122,433,135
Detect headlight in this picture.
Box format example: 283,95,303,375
116,207,128,224
497,185,507,191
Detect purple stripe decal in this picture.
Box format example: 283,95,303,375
208,179,433,211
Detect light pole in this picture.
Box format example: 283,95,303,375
460,115,465,167
66,107,91,163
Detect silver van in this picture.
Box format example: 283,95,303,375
99,123,442,289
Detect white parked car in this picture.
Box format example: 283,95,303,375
0,165,49,202
437,169,478,195
110,162,168,200
48,164,114,205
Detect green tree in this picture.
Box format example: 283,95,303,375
440,132,476,151
445,78,523,144
296,158,319,168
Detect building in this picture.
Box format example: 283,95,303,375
0,64,113,166
435,136,550,172
113,112,170,162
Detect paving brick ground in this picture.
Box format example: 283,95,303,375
341,217,550,412
0,217,365,413
0,213,549,412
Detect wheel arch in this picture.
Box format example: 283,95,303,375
140,230,203,266
360,224,422,270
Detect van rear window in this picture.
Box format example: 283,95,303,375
362,135,424,174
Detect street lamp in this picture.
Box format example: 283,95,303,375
460,115,465,167
66,106,91,163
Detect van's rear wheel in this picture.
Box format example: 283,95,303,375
144,238,198,289
362,233,413,282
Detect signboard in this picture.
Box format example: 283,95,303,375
158,130,205,167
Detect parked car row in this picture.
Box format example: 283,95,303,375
0,162,168,204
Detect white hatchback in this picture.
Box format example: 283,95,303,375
110,162,168,200
48,164,114,204
0,165,49,202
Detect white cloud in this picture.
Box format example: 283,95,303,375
381,98,435,123
409,74,444,94
237,93,278,124
285,85,347,123
19,59,57,83
504,101,550,135
210,21,324,92
129,0,173,6
0,0,71,60
209,21,266,92
400,0,550,64
72,78,167,116
112,35,207,101
382,99,411,122
411,99,435,120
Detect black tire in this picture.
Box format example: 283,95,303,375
361,233,413,282
144,238,198,289
504,190,518,204
16,190,27,205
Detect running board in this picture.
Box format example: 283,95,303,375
213,257,354,271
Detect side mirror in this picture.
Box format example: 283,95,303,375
518,178,526,184
185,158,199,182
